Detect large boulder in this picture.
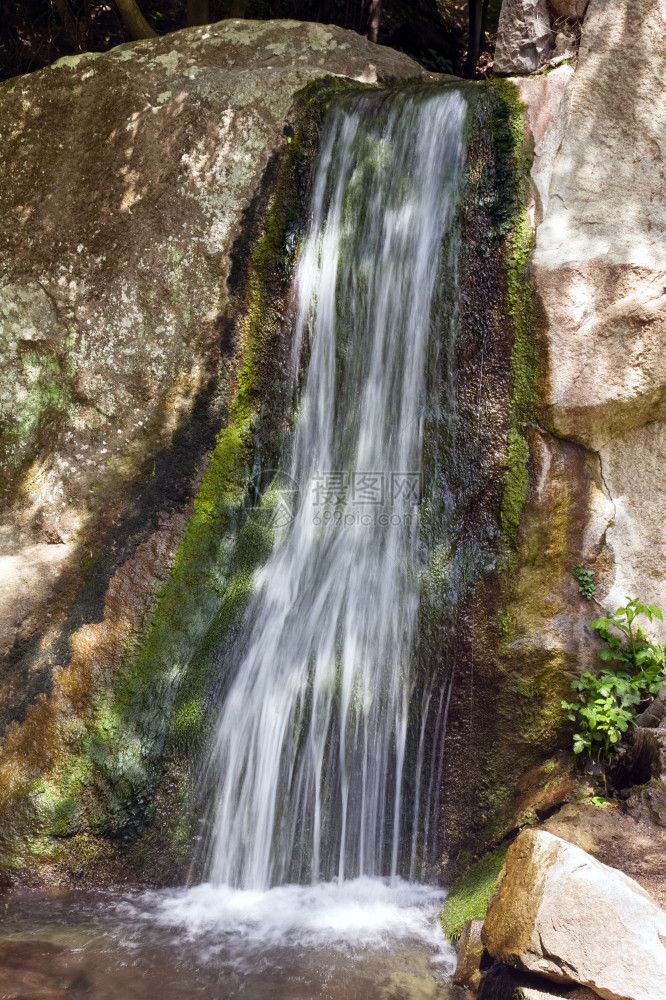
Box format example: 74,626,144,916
0,20,424,720
0,20,427,878
483,829,666,1000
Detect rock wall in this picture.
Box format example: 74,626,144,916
0,18,422,714
440,0,666,872
0,20,426,880
531,0,666,626
2,0,663,887
494,0,589,75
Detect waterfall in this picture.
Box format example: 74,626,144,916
207,86,468,890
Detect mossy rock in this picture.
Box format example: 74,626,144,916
0,63,389,882
440,847,507,942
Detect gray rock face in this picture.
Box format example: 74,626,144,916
0,20,425,686
520,0,666,634
494,0,554,74
635,680,666,728
483,830,666,1000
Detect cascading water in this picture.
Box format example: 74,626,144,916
207,85,468,891
0,85,479,1000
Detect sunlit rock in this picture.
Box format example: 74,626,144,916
531,0,666,631
483,829,666,1000
494,0,554,75
550,0,589,18
0,18,424,740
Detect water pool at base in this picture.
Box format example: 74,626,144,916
0,878,466,1000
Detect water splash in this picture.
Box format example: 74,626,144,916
207,86,468,889
127,879,452,959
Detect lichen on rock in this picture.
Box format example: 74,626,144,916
0,21,425,882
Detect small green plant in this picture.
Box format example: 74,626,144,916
440,848,507,942
497,609,512,635
572,566,596,600
562,597,665,761
590,796,611,808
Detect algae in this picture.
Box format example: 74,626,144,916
2,77,357,882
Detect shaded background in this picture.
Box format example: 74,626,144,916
0,0,504,82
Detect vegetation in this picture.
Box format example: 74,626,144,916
480,79,537,557
440,847,507,941
563,598,665,761
573,566,596,600
0,0,503,83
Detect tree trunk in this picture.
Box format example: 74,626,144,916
464,0,482,76
113,0,156,38
480,0,490,42
363,0,381,42
187,0,209,25
52,0,85,50
465,0,490,77
228,0,248,16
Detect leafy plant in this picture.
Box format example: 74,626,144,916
562,597,665,761
572,566,596,600
591,598,663,673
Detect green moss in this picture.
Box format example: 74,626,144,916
440,847,507,942
501,428,530,547
17,76,360,874
480,80,537,555
0,347,76,507
497,609,512,635
173,700,203,744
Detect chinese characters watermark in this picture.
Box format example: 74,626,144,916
246,470,422,528
312,471,421,528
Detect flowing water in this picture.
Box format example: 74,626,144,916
207,84,468,890
1,86,471,1000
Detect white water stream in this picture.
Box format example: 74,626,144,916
207,86,467,889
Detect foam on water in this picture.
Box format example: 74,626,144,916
118,878,454,967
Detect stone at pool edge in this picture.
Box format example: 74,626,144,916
477,962,600,999
453,919,487,992
481,829,666,1000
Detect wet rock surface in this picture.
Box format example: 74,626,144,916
0,18,426,726
453,919,487,992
